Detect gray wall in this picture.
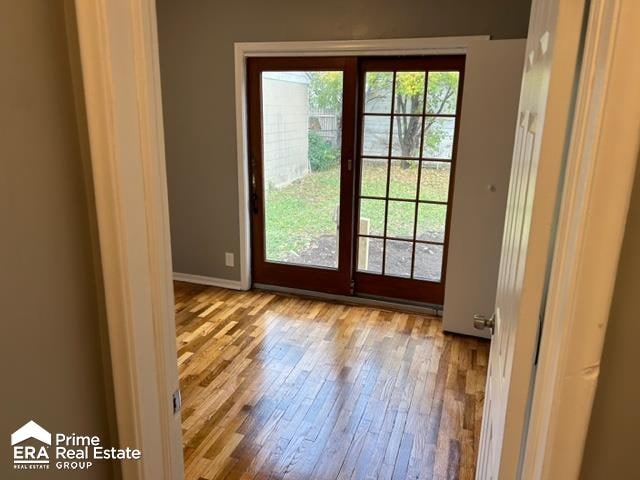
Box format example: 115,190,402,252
580,155,640,479
0,1,114,478
156,0,532,280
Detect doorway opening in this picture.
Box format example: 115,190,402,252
247,56,465,305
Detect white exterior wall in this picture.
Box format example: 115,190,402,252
262,73,309,188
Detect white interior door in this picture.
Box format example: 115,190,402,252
475,0,588,478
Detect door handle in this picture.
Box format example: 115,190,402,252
251,191,259,214
250,171,258,214
473,313,495,335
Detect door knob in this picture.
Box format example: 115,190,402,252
473,313,495,335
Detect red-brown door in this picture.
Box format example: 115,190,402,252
247,55,465,304
353,56,465,304
247,57,357,294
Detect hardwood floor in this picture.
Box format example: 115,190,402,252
174,281,489,480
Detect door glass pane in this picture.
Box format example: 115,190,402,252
357,237,383,274
391,116,423,158
426,71,460,115
359,198,385,236
423,117,455,159
386,200,415,239
384,239,413,278
364,72,393,113
419,162,450,202
360,158,387,198
354,64,460,289
416,203,447,242
413,243,443,281
261,71,342,268
362,115,391,156
394,72,425,114
389,160,418,200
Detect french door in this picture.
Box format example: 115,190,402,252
247,57,357,295
247,56,464,304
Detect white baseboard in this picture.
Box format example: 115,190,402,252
173,272,246,291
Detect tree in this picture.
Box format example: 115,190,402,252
393,73,424,161
378,72,458,165
307,71,459,166
421,72,458,160
308,71,343,111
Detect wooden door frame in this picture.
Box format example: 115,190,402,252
234,36,490,291
70,0,640,476
246,54,466,303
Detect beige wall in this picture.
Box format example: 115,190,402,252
156,0,533,280
0,1,114,478
580,154,640,479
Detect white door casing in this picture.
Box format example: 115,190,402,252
476,0,588,478
72,0,184,478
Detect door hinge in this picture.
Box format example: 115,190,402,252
251,191,259,214
347,158,353,171
172,389,182,414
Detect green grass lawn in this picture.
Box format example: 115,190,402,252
265,162,450,261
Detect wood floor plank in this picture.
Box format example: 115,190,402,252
175,281,489,480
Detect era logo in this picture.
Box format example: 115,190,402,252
11,421,51,468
